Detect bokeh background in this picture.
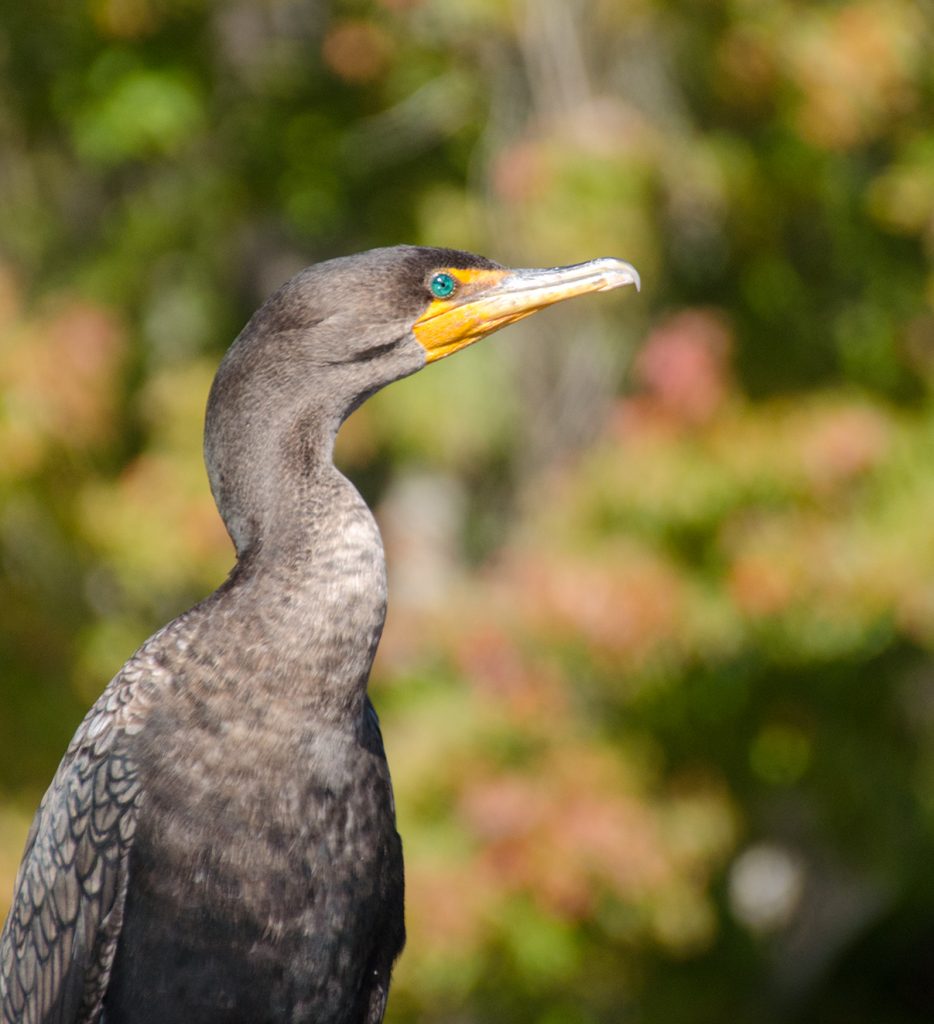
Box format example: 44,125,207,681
2,0,934,1020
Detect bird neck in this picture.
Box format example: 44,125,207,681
205,414,388,725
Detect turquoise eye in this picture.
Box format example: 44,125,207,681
430,272,456,299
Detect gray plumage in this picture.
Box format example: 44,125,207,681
1,246,500,1024
1,243,640,1023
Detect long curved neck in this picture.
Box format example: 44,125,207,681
203,401,387,723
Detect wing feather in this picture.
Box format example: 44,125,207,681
0,677,147,1024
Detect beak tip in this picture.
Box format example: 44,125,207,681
600,257,641,294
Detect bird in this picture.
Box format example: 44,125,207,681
0,245,639,1024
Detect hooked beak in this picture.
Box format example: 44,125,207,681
412,257,641,362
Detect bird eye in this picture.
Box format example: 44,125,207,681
430,273,456,299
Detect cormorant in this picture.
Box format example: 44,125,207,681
0,246,639,1024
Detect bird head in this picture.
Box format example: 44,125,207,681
222,245,639,411
205,245,639,554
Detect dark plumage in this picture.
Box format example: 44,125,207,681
0,245,638,1024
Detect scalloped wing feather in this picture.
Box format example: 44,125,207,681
0,648,164,1024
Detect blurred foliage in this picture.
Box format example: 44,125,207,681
2,0,934,1021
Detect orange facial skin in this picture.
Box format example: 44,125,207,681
412,259,641,363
